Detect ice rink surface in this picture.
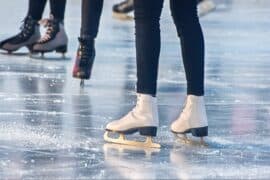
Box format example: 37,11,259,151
0,0,270,179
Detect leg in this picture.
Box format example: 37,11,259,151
32,0,68,57
80,0,104,39
104,0,164,148
49,0,66,21
27,0,47,21
170,0,208,143
170,0,205,96
135,0,164,96
73,0,104,83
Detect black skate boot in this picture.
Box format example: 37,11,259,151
112,0,134,20
0,16,40,54
32,15,68,58
72,37,95,87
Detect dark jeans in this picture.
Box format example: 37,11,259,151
135,0,205,96
27,0,66,21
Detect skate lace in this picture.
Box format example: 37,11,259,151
180,98,188,117
78,38,94,66
131,94,141,114
18,17,34,39
38,18,58,43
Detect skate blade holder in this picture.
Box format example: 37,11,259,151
103,143,160,157
112,12,133,21
174,133,208,147
73,72,85,88
80,80,85,88
104,131,161,149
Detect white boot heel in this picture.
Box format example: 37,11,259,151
171,95,208,145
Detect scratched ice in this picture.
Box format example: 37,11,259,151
0,0,269,179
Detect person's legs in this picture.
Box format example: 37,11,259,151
135,0,164,96
104,0,164,148
0,0,46,53
80,0,104,39
170,0,208,141
49,0,66,21
27,0,47,20
73,0,104,81
170,0,204,96
32,0,68,56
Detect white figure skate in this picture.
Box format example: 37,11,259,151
171,95,208,145
104,93,160,148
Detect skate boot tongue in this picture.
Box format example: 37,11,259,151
38,15,61,44
133,93,157,113
136,93,155,102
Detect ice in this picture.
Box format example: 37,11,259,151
0,0,270,179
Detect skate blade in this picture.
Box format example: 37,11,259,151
80,80,85,88
60,53,66,59
174,134,208,147
29,52,68,60
104,131,161,149
0,51,29,56
112,12,133,21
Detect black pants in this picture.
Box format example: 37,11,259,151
135,0,205,96
80,0,104,39
79,0,204,96
27,0,66,21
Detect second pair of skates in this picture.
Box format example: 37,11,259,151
104,93,208,148
0,15,68,58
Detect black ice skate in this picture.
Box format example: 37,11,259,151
0,16,40,54
112,0,134,20
72,37,95,87
32,15,68,58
